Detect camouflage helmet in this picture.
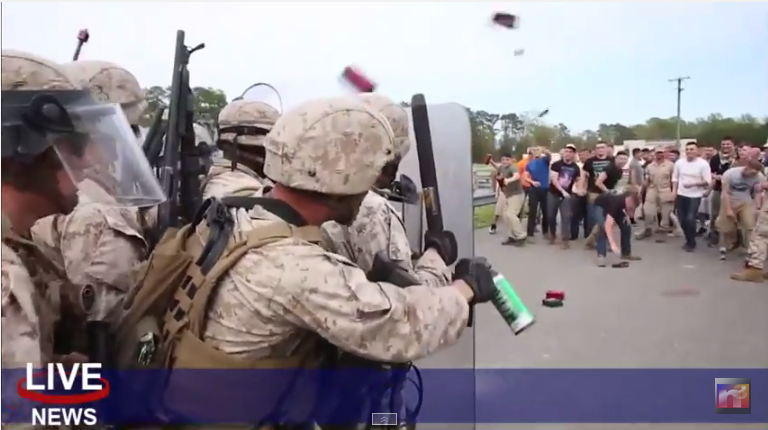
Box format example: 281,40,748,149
359,93,411,159
2,49,78,91
62,60,146,125
218,100,280,147
264,96,396,195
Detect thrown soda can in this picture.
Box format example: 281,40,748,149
545,290,565,301
490,271,535,334
341,66,376,93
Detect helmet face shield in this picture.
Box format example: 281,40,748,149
2,90,165,208
59,102,166,207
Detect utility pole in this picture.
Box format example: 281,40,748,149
668,76,690,148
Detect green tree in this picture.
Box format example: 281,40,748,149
469,109,499,162
141,85,169,124
140,86,228,124
551,123,572,150
529,124,557,148
192,87,228,122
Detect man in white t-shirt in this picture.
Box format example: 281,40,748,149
672,142,713,252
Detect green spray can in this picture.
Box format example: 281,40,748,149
490,271,535,334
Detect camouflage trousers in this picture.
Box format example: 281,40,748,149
746,208,768,269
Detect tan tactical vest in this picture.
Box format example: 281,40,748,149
116,215,328,424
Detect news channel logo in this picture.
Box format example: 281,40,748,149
715,378,751,414
371,412,397,426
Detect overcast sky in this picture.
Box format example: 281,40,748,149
2,2,766,132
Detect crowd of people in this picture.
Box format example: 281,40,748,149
487,138,768,282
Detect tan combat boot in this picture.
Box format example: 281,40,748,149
730,266,765,283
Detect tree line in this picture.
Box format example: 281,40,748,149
140,86,767,164
469,109,768,163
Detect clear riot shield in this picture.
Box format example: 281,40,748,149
398,103,475,430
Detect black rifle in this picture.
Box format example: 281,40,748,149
154,30,206,242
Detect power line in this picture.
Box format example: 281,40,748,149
668,76,691,148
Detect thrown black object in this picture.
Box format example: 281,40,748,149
542,298,563,308
492,12,519,29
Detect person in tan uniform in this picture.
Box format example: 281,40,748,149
1,50,162,424
201,99,280,199
30,60,156,329
120,97,496,428
636,147,675,242
201,95,495,371
731,180,768,282
320,93,452,287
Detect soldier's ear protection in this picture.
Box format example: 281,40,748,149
2,90,93,163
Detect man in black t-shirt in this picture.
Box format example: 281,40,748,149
581,142,614,247
593,190,640,267
583,148,628,248
546,144,581,248
708,137,736,243
596,151,627,192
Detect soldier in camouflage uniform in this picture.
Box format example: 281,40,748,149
1,50,162,423
201,99,279,199
731,180,768,283
321,93,453,287
31,60,153,326
202,95,495,370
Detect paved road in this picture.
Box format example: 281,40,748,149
416,230,768,430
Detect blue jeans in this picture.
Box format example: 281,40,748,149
595,207,633,257
675,196,701,247
586,199,598,236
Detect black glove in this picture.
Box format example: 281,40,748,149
424,230,458,265
453,257,496,304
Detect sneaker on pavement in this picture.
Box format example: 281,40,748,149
635,229,652,240
489,225,497,235
719,247,727,260
597,257,606,267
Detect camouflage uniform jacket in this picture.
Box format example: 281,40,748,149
30,179,147,323
321,190,450,288
2,214,64,370
201,159,271,200
200,204,469,364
